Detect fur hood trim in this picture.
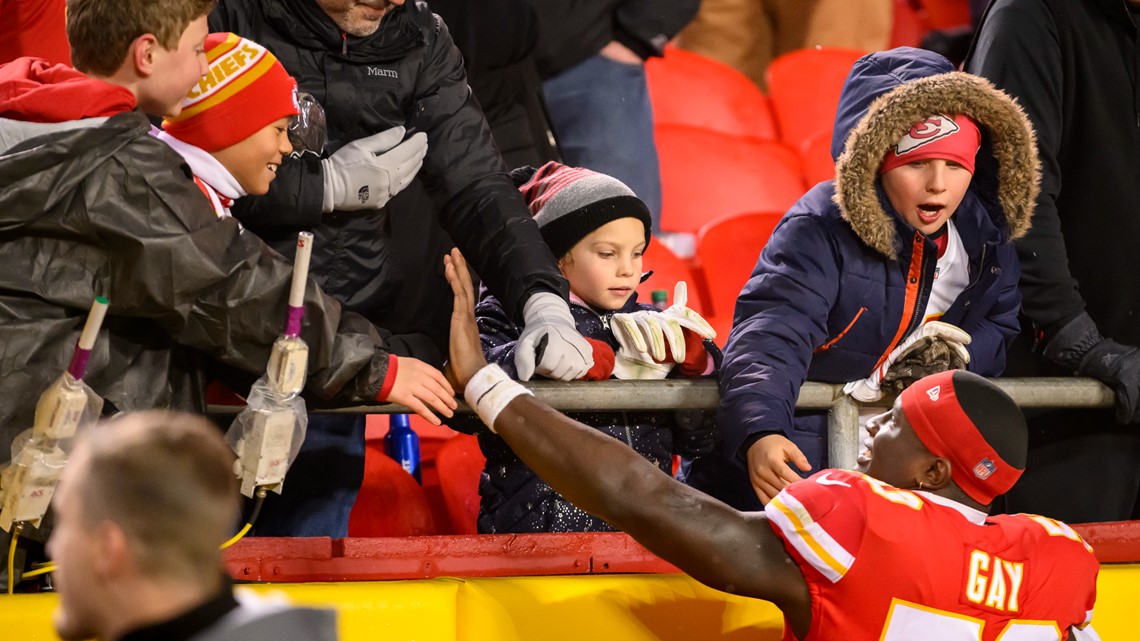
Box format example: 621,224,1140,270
834,71,1039,259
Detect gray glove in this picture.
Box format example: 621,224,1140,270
1044,312,1140,424
320,126,427,213
514,292,593,381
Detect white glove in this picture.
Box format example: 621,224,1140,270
611,310,675,362
845,320,971,402
656,281,717,362
612,353,674,379
610,311,676,379
514,292,593,381
892,320,971,365
320,126,428,213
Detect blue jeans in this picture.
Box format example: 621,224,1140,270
250,413,366,537
543,54,662,230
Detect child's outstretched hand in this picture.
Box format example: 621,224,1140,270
386,357,457,426
746,433,812,505
443,248,488,391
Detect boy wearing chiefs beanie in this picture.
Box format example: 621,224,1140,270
159,32,299,218
687,48,1039,512
455,161,722,534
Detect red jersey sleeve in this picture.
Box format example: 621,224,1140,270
764,469,869,584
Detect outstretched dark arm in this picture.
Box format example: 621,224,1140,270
442,249,811,637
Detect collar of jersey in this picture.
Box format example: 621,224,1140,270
916,490,987,525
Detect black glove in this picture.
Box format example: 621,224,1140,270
881,337,969,396
671,409,720,458
1044,312,1140,424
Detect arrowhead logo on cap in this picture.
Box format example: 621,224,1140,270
926,385,941,402
895,115,960,155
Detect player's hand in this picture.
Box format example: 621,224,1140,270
443,248,488,391
386,356,456,426
746,433,812,505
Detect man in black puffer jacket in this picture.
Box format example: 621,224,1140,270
211,0,593,536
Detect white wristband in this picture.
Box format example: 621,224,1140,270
464,364,533,432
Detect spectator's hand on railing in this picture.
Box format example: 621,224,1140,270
514,292,593,381
321,126,427,213
1045,312,1140,423
443,248,488,391
746,433,812,505
387,356,456,426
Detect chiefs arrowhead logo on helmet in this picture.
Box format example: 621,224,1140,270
895,115,960,155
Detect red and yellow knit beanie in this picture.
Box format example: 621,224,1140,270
162,32,298,152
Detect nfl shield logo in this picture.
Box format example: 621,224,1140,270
974,458,996,480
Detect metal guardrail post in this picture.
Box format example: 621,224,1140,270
827,395,861,471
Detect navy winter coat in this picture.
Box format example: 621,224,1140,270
685,48,1039,510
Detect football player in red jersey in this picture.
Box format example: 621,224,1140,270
442,247,1101,641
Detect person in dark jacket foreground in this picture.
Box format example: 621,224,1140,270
966,0,1140,523
684,48,1039,510
465,162,720,533
49,411,337,641
441,248,1100,641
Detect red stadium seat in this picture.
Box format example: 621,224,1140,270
348,443,438,537
646,47,778,141
636,239,706,313
800,131,837,187
656,125,806,234
434,434,485,535
695,211,784,341
765,47,865,156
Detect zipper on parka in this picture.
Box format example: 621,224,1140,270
872,232,935,370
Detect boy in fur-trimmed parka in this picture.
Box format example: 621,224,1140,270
683,47,1040,510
